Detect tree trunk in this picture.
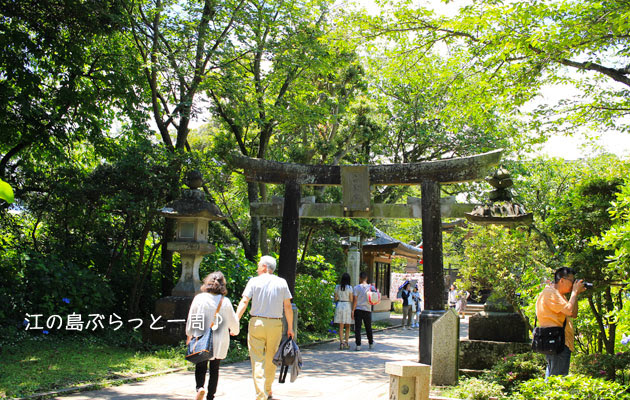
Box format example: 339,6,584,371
128,220,152,318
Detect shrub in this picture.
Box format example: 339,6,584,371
2,252,115,333
294,274,334,334
198,245,257,338
572,351,630,383
198,245,257,301
296,254,338,284
483,352,546,393
509,374,630,400
441,377,504,400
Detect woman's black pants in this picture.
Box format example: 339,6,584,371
195,359,221,399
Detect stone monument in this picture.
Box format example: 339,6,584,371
430,309,459,386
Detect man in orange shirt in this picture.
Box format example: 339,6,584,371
535,267,586,377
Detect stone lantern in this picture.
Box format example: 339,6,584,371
146,171,225,345
460,166,531,366
465,166,533,227
160,170,225,296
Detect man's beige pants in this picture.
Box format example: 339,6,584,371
248,317,283,400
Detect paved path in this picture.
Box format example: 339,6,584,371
56,315,470,400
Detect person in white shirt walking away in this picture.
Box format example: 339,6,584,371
236,256,294,400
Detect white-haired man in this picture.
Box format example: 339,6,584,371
237,255,294,400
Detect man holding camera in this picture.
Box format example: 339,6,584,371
535,267,587,377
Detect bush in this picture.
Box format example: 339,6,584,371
296,254,338,283
441,377,504,400
572,351,630,383
509,374,630,400
198,245,257,339
198,245,257,301
294,274,334,334
483,352,546,393
0,251,115,339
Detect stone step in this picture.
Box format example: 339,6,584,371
462,303,484,315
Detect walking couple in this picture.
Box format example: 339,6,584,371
186,255,293,400
333,271,375,351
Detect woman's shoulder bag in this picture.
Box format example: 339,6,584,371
185,296,224,364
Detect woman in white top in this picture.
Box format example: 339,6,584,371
334,273,354,349
186,271,240,400
448,285,458,309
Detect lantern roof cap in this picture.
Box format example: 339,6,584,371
160,188,225,220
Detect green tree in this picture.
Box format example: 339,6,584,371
361,0,630,135
596,180,630,285
121,0,249,288
461,225,553,329
205,0,373,258
546,174,627,355
0,0,141,183
0,179,13,203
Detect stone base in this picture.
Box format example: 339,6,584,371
143,296,193,345
373,298,392,313
459,339,531,370
372,311,391,322
143,320,187,346
468,311,529,342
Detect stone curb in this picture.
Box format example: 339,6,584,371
16,322,405,400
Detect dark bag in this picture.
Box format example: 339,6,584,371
277,337,298,383
185,296,223,364
531,318,566,355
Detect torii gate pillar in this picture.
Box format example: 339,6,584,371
277,181,300,296
419,180,446,364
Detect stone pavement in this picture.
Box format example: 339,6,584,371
56,315,470,400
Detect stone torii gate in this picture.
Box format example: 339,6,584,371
228,149,502,364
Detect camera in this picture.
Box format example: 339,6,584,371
583,282,594,289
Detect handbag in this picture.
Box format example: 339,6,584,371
531,317,566,355
185,296,223,364
367,285,381,305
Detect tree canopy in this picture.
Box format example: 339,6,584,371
360,0,630,135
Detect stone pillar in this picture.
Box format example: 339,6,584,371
278,180,301,296
430,309,459,386
347,242,361,287
385,361,431,400
171,253,203,297
419,180,446,365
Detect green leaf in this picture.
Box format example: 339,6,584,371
0,179,14,203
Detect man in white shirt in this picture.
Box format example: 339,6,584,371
237,255,294,400
352,271,374,351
